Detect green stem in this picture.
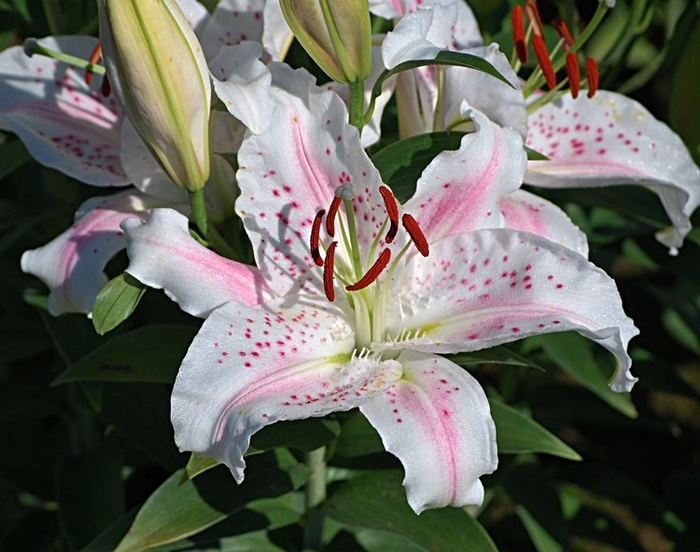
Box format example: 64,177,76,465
23,38,106,75
347,80,365,131
188,189,239,260
303,447,327,551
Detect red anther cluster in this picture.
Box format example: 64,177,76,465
511,2,600,98
84,43,111,97
310,185,430,302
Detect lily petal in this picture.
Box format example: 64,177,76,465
526,91,700,252
211,42,275,134
405,109,526,241
21,191,160,315
360,349,496,513
171,299,402,482
370,0,481,49
382,4,455,70
0,36,127,185
439,45,527,139
200,0,266,60
385,229,639,392
122,209,269,318
500,189,589,258
235,63,386,296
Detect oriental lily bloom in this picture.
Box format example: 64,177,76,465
6,1,288,314
120,62,637,513
376,0,700,253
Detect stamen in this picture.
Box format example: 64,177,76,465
585,58,599,98
525,1,545,37
378,186,399,243
566,53,580,98
552,19,574,47
101,74,112,97
532,35,556,89
325,196,342,237
346,248,391,291
511,6,528,63
323,241,338,301
402,214,429,257
85,43,102,86
310,209,325,267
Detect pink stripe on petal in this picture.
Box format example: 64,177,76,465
122,209,269,318
406,109,526,241
385,229,638,392
171,299,402,482
500,189,588,257
21,191,155,315
361,350,496,513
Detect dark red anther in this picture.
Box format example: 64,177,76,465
310,209,325,267
511,5,528,63
378,186,399,243
525,1,545,37
532,35,556,89
100,74,112,97
566,52,580,99
552,19,574,47
585,58,599,98
346,248,392,292
325,196,342,237
85,42,102,86
402,214,429,257
323,241,338,301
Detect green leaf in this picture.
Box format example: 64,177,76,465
114,453,307,552
505,464,567,552
58,445,125,550
250,418,341,453
669,9,700,165
325,471,498,552
184,454,219,481
92,273,147,335
365,51,512,127
0,138,31,179
52,324,197,386
372,132,464,202
490,399,581,460
335,411,384,458
536,332,637,418
99,383,183,471
447,345,543,370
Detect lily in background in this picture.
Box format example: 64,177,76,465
2,0,288,314
119,58,637,513
375,0,700,254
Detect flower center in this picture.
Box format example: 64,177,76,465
510,1,609,111
310,184,429,348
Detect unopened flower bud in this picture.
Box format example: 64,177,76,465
280,0,371,83
97,0,211,191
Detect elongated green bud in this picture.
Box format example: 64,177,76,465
280,0,372,83
97,0,211,191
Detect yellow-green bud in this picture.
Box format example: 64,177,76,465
280,0,372,83
97,0,211,192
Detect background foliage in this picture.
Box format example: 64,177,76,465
1,0,700,550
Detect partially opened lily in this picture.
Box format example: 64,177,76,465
375,0,700,253
121,62,637,513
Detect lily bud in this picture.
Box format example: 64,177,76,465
280,0,371,83
97,0,211,191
